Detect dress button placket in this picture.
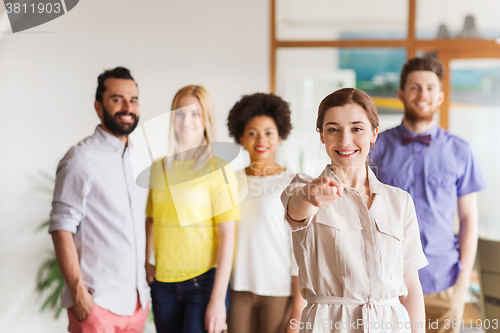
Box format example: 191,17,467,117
356,192,379,294
413,144,424,200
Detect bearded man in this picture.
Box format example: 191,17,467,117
49,67,150,333
370,57,486,333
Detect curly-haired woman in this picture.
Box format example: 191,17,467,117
227,93,304,333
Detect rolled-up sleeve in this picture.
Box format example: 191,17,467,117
49,148,92,234
402,192,428,273
281,173,315,232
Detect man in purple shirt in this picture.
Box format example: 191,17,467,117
370,57,486,333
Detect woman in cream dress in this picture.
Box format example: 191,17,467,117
281,88,428,333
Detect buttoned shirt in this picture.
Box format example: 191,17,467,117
370,123,487,294
281,166,427,332
49,126,150,316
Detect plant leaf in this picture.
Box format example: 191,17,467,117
38,170,55,183
37,220,51,232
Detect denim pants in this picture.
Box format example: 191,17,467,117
151,268,229,333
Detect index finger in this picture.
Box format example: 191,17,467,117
323,177,344,197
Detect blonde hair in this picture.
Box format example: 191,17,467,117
166,85,216,170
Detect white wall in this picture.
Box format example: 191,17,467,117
0,0,268,331
277,0,500,40
277,0,407,40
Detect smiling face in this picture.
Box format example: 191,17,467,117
239,115,282,163
95,78,139,137
399,70,444,123
320,103,378,168
172,95,206,146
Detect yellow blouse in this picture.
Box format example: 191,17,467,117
146,157,240,282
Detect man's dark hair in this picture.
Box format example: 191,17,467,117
400,57,444,90
95,67,136,103
227,93,292,143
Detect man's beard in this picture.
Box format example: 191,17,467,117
404,107,435,123
102,106,139,136
403,100,437,124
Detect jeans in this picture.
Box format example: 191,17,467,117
151,268,229,333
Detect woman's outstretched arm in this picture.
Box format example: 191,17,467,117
287,176,343,221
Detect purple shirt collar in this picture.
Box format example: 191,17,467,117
396,122,439,142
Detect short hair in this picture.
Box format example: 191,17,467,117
227,93,292,143
95,66,136,103
400,57,444,90
316,88,379,132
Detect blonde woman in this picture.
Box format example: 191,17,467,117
145,85,239,333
